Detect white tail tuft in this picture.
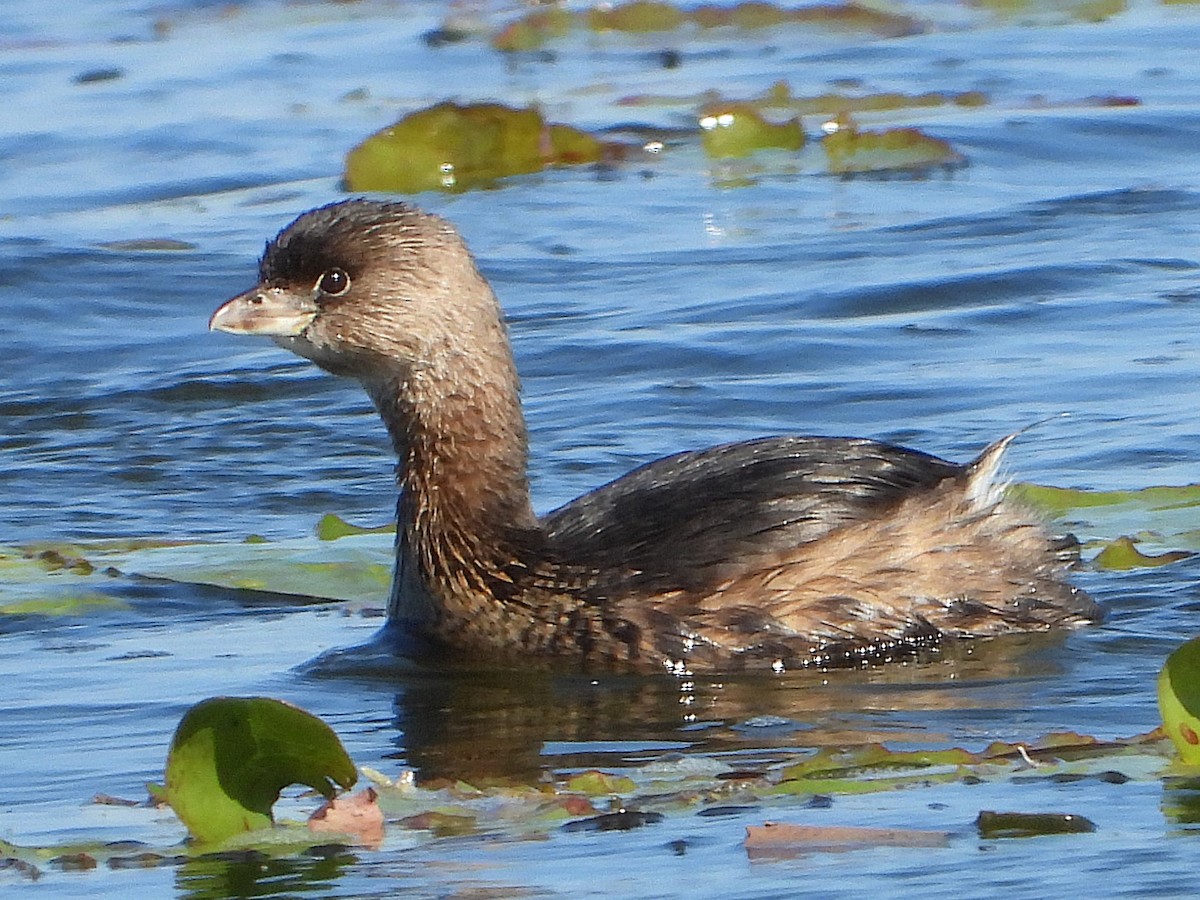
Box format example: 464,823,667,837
964,414,1071,510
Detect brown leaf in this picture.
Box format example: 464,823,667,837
744,821,950,856
308,788,385,850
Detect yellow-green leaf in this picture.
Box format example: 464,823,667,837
1159,638,1200,765
1094,536,1192,571
565,769,637,795
164,697,356,845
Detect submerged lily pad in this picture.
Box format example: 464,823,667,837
344,102,607,194
164,697,357,845
1159,638,1200,765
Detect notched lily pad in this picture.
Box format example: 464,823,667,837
316,513,395,542
164,697,357,845
1093,536,1192,571
344,102,612,194
1159,637,1200,764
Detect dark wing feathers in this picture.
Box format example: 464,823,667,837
541,435,964,596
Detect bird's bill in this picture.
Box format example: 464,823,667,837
209,286,318,336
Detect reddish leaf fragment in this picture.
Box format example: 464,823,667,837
308,787,385,850
744,821,950,855
50,853,98,872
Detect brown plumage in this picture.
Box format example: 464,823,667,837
210,199,1100,673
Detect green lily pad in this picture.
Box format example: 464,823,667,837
1011,481,1200,560
316,513,395,541
1159,638,1200,765
699,104,805,159
0,593,129,617
491,1,924,50
164,697,357,845
822,114,964,174
344,101,606,194
1093,536,1192,571
565,769,637,795
1012,482,1200,518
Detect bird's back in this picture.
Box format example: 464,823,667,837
538,435,1098,670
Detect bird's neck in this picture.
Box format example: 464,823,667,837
365,345,540,627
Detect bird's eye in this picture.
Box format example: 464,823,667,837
316,268,350,296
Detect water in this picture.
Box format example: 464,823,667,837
2,0,1200,896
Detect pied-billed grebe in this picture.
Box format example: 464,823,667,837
210,199,1099,672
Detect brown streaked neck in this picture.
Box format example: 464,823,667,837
364,335,540,622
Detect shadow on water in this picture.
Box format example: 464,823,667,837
176,847,362,900
300,624,1080,784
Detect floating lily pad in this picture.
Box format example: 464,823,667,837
822,114,964,174
699,104,805,158
762,84,989,116
399,809,478,836
970,0,1126,22
975,810,1096,838
1011,482,1200,560
1093,536,1192,571
0,593,129,617
344,102,607,194
560,809,664,832
1159,638,1200,765
0,722,1168,868
491,1,924,50
744,821,950,853
1012,482,1200,518
565,769,637,795
316,513,395,542
587,0,687,32
164,697,357,845
491,7,574,51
